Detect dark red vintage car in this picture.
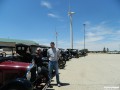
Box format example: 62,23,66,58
0,58,48,90
0,46,49,90
0,57,48,90
0,58,33,90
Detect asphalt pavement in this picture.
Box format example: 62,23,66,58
47,54,120,90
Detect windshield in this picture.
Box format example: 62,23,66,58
0,0,120,90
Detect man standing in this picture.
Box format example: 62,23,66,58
47,42,61,87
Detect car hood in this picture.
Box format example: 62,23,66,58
0,61,30,71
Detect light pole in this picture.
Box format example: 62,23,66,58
68,11,75,49
83,24,86,52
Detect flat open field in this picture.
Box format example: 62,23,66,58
47,54,120,90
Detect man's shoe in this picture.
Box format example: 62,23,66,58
57,83,61,87
48,84,53,88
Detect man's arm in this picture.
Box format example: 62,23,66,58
47,49,50,59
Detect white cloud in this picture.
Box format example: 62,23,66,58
31,21,120,51
47,13,64,21
75,21,120,51
73,40,120,51
86,36,104,42
41,1,52,9
85,22,116,43
48,13,60,18
32,37,120,51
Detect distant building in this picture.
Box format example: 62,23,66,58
0,38,39,51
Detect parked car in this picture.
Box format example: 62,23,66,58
72,49,79,58
0,57,49,90
15,44,50,63
79,50,88,57
0,46,15,58
0,46,49,90
67,49,79,58
65,49,72,60
58,48,67,69
59,49,70,61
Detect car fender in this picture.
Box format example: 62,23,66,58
0,78,33,90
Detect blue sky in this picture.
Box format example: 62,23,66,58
0,0,120,51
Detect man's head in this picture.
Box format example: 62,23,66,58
50,42,55,48
36,48,41,54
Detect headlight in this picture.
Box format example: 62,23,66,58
26,71,31,80
26,63,37,82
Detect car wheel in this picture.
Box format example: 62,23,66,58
63,59,66,65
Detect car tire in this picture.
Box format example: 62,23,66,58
63,60,66,65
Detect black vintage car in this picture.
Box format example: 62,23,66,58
67,49,79,58
16,44,57,81
65,50,72,60
58,48,67,69
79,49,88,57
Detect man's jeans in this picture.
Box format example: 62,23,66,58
48,61,60,84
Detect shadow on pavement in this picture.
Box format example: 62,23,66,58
51,83,70,86
61,83,70,86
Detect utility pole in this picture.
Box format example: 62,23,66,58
55,29,58,48
83,24,86,52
